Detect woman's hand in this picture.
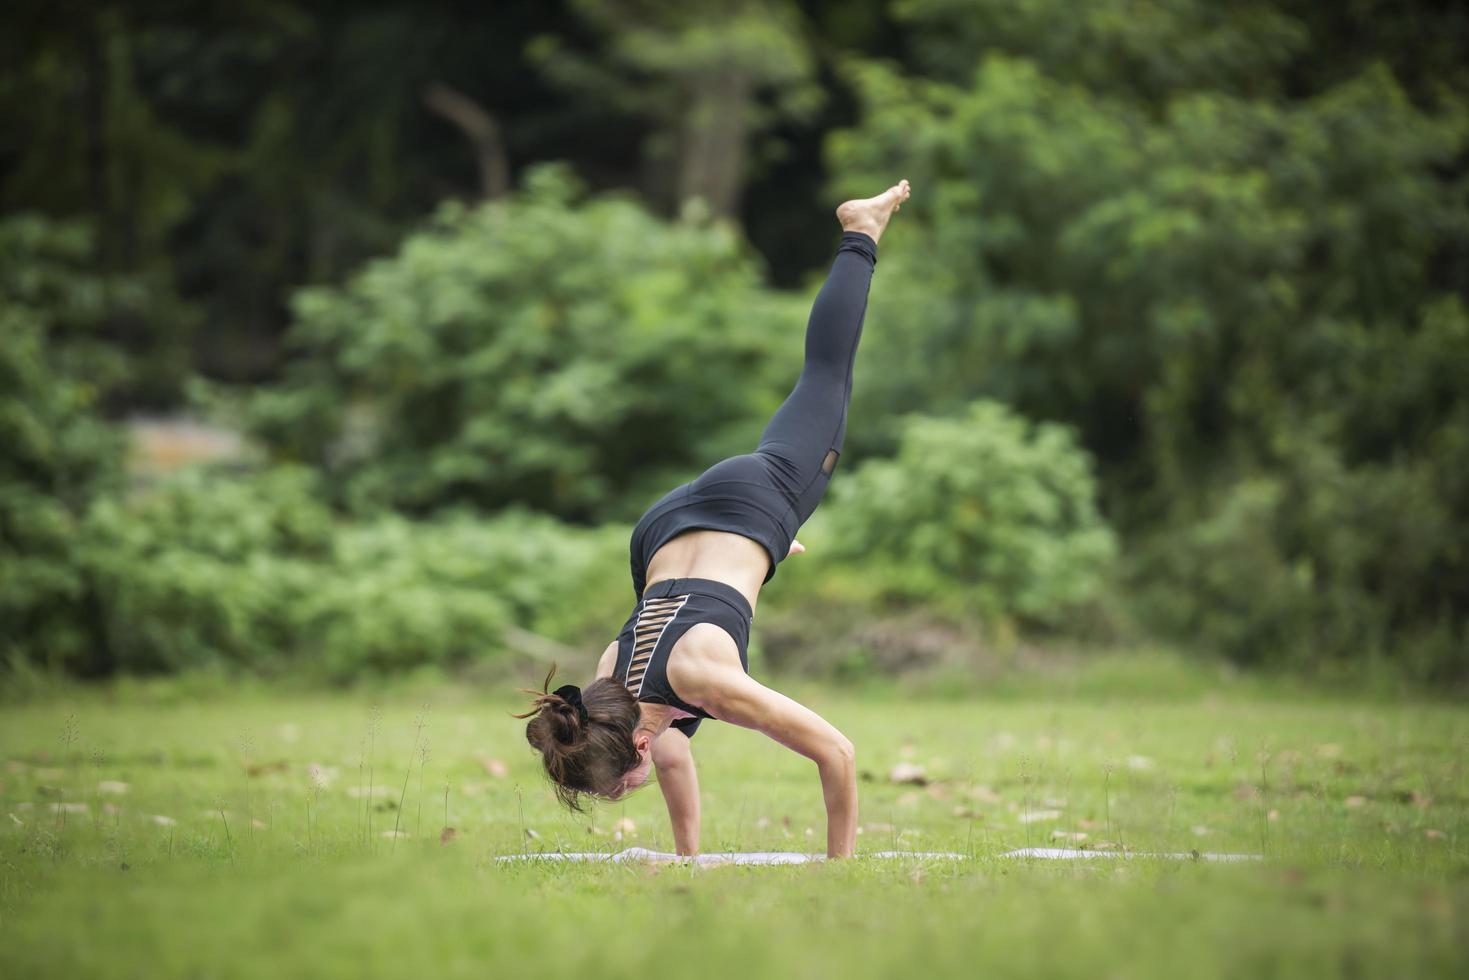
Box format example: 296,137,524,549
651,729,701,855
787,538,806,557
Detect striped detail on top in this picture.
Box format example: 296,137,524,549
626,594,690,698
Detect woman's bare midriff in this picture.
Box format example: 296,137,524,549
643,529,770,614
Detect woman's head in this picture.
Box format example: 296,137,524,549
516,666,648,810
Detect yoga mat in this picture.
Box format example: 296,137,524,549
1001,847,1262,862
496,847,965,865
496,847,1262,865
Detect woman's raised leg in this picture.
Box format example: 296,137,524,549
755,179,910,520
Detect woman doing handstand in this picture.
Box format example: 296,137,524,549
518,179,911,858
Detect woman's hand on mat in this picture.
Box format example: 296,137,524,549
787,539,806,557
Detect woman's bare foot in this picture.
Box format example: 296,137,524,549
835,179,911,244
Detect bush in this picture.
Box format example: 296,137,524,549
0,218,129,676
77,467,630,682
251,164,805,523
823,401,1116,627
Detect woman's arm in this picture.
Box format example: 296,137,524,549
597,641,701,852
698,672,857,858
651,728,700,855
593,641,618,679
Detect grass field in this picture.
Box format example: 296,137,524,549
1,669,1465,978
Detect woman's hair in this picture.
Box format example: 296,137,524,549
514,665,641,811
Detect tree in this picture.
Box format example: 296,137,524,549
827,11,1469,676
529,0,823,217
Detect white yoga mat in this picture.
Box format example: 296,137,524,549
496,846,1261,865
496,847,965,865
1001,847,1262,862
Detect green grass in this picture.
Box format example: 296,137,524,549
1,676,1465,978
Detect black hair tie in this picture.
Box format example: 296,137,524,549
552,684,589,724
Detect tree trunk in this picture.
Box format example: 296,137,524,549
677,70,752,218
422,82,510,200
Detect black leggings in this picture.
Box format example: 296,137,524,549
628,231,877,596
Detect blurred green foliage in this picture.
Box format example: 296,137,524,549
0,217,127,674
826,402,1116,626
2,0,1467,685
79,468,626,682
250,166,803,522
827,7,1469,679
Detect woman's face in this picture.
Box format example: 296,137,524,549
604,739,652,800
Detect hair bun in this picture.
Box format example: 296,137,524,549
552,685,589,723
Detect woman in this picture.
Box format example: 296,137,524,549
519,179,911,859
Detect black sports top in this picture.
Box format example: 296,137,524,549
611,577,752,739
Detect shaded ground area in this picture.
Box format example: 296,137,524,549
1,682,1465,978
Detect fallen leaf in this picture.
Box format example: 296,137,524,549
897,791,922,808
1126,755,1155,771
1425,829,1446,840
1313,743,1342,759
476,754,510,779
440,827,458,845
103,802,122,816
951,806,982,819
925,783,952,801
380,830,409,839
1345,795,1368,808
1410,791,1433,810
151,815,177,827
525,827,540,840
48,802,88,815
754,816,771,830
889,762,928,786
1190,825,1210,836
1234,783,1259,802
251,819,267,830
612,817,636,834
1268,809,1280,822
246,760,288,777
8,814,22,826
1018,809,1061,824
1051,830,1088,843
866,822,895,833
97,780,130,795
346,785,392,799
